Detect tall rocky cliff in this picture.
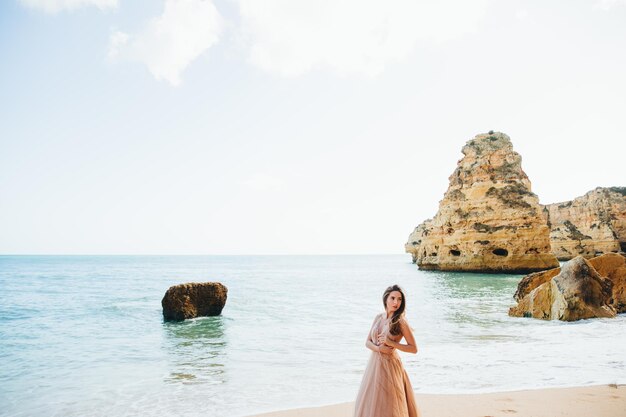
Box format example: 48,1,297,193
405,132,559,273
543,187,626,260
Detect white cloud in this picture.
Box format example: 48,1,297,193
594,0,626,10
241,173,284,192
236,0,489,77
19,0,117,13
107,30,128,59
108,0,223,86
515,9,529,20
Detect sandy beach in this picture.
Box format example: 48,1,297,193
250,385,625,417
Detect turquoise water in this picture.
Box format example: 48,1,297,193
1,255,624,417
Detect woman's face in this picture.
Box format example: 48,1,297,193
386,290,403,313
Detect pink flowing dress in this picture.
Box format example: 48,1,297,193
353,314,420,417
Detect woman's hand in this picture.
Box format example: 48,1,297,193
378,344,394,354
377,333,394,347
377,333,395,353
384,334,396,347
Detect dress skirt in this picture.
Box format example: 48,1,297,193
353,350,419,417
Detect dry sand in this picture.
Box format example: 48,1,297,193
249,384,625,417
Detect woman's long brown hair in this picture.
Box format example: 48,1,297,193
382,284,406,336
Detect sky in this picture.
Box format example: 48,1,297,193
1,0,625,255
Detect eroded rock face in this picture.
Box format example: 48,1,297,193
509,256,615,321
405,132,559,273
162,282,228,321
543,187,626,261
589,253,626,313
511,253,626,315
513,267,561,302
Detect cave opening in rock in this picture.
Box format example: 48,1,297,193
450,250,461,256
493,248,508,256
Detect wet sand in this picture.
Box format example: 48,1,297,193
249,384,626,417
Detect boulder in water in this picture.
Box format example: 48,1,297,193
513,267,561,302
162,282,228,321
509,256,615,321
588,253,626,313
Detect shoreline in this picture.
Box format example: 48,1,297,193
248,384,626,417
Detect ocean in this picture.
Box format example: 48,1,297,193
0,255,624,417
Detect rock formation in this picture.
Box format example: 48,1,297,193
543,187,626,260
405,132,559,273
513,267,561,302
588,253,626,313
509,253,626,318
162,282,228,321
513,253,626,314
509,256,616,321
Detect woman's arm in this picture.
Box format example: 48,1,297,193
365,314,381,352
365,338,380,353
365,314,394,354
384,319,418,354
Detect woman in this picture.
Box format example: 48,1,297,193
354,284,420,417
